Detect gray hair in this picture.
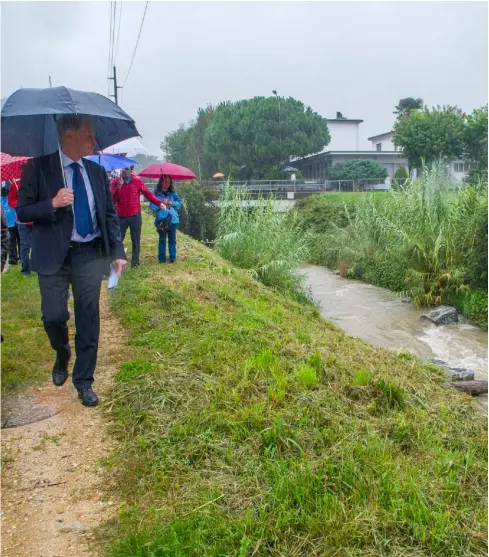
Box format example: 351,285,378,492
56,114,93,140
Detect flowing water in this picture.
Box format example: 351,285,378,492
303,265,488,410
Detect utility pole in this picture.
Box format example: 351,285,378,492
108,66,121,105
49,76,53,88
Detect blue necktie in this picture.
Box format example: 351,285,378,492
70,162,94,238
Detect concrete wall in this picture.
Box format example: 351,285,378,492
370,135,398,152
327,121,360,151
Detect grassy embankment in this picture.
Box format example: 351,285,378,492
102,216,487,556
1,215,486,555
1,269,51,392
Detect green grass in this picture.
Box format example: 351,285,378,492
1,267,52,392
102,216,487,556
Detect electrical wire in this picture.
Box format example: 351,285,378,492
121,1,148,88
114,1,123,65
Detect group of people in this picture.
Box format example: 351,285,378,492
109,167,182,266
3,114,184,407
1,179,33,276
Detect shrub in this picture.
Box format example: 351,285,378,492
391,166,409,190
176,182,219,243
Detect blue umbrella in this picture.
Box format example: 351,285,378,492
84,154,138,172
1,86,140,157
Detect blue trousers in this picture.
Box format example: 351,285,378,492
157,224,177,262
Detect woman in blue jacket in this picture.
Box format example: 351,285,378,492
149,175,183,263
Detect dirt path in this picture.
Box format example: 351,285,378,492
2,290,126,557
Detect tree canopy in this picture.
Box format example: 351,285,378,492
326,159,388,185
393,105,466,170
394,97,424,119
161,96,330,180
464,105,488,183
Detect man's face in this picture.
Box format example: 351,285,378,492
68,123,96,157
121,168,132,179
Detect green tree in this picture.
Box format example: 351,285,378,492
162,125,193,167
393,106,465,170
464,105,488,183
327,159,388,189
204,96,330,179
161,106,218,180
394,97,424,119
391,165,409,190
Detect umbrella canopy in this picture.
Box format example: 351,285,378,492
1,86,139,157
84,154,138,172
213,172,225,178
103,137,147,156
138,162,196,181
0,152,31,182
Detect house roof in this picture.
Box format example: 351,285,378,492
292,150,405,163
367,131,393,141
327,118,364,123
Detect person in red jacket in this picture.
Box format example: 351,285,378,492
110,166,166,267
8,178,33,276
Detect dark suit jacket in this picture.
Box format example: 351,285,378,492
17,152,126,275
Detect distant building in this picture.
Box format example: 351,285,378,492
367,131,400,153
293,114,408,182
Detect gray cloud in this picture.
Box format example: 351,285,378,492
1,1,487,155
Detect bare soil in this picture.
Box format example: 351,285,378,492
2,290,126,557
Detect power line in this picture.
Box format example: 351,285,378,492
107,1,115,95
121,1,148,88
110,1,117,71
114,2,123,65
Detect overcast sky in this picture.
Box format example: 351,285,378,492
1,1,487,155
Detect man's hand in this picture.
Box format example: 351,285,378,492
112,259,128,278
165,200,173,207
159,202,167,210
52,188,74,209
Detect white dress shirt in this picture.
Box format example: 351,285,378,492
60,150,100,242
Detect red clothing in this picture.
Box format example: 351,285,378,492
110,175,162,218
8,179,33,225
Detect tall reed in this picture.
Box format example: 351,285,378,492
215,184,311,301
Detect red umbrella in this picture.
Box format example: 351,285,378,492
138,162,197,180
1,152,30,182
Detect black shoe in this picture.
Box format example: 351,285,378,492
169,260,175,264
77,388,99,407
52,345,71,387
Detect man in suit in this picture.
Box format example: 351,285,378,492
17,114,128,407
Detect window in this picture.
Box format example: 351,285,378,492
454,162,469,173
376,143,382,152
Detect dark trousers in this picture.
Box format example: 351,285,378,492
8,225,20,263
38,240,105,390
17,223,32,275
157,224,178,262
119,213,142,268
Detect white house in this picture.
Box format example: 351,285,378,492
293,113,409,182
367,131,400,152
326,112,363,151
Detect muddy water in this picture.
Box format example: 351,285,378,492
303,265,488,409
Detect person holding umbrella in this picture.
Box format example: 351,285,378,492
110,165,167,268
149,174,183,264
2,86,136,407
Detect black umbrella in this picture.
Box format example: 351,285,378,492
1,86,140,157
